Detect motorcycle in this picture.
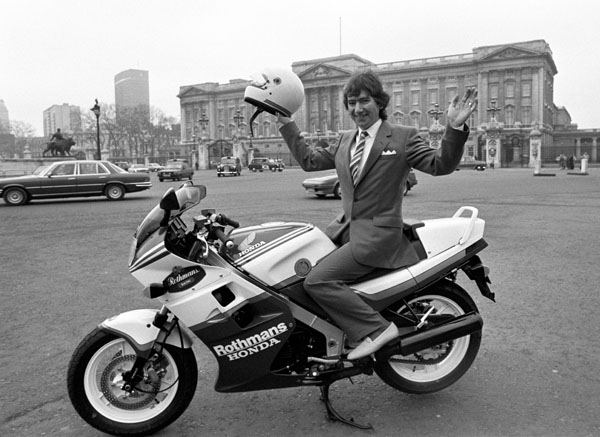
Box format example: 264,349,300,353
67,182,494,436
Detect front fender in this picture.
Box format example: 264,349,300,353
100,309,193,354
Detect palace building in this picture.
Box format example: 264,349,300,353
177,40,598,169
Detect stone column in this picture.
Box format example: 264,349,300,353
485,123,502,168
529,127,542,172
592,137,597,162
197,139,210,170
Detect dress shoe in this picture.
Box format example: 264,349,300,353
347,323,400,360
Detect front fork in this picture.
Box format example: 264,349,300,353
100,306,193,391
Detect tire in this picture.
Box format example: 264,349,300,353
374,280,481,394
3,187,28,206
333,184,342,199
159,178,164,182
67,328,197,437
105,184,125,200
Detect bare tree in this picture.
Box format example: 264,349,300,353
8,120,36,157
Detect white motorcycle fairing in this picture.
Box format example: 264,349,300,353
100,309,193,354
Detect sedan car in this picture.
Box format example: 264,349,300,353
158,160,194,181
217,156,242,177
128,164,150,173
248,158,282,172
147,163,164,172
0,160,152,206
302,170,417,198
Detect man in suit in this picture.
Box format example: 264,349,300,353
277,70,478,359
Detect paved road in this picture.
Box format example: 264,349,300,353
1,167,599,437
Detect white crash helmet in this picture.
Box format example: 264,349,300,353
244,67,304,134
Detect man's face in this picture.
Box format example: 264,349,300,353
347,90,380,130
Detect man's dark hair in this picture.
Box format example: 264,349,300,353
343,69,390,120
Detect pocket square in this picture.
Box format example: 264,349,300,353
382,149,397,156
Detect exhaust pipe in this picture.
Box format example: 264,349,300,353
379,312,483,358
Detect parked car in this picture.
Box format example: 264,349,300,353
217,156,242,177
248,157,281,172
0,160,152,206
457,159,487,171
302,170,417,198
147,163,165,172
157,159,194,182
114,161,131,171
128,164,150,173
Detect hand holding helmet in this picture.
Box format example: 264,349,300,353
244,67,304,134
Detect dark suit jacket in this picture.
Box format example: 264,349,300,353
280,120,469,269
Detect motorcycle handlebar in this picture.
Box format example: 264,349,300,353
214,227,234,249
216,214,240,229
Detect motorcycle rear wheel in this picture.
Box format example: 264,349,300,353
67,328,197,436
374,280,481,394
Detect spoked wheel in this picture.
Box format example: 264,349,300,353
67,328,197,436
374,280,481,394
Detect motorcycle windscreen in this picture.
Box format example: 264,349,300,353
133,184,207,248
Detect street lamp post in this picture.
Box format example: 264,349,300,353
233,109,244,134
90,99,101,160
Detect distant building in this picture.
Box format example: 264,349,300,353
114,69,150,122
43,104,82,137
178,39,598,168
0,99,9,133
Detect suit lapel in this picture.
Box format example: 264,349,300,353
355,121,391,186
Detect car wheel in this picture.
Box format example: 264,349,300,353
334,184,342,199
189,174,193,180
105,184,125,201
159,178,164,182
3,187,28,206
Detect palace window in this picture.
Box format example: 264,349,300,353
506,82,515,99
411,90,420,106
505,105,515,127
410,111,421,128
522,107,532,126
429,89,438,105
394,91,403,107
393,111,404,125
489,84,499,100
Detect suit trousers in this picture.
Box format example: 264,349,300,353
304,243,389,344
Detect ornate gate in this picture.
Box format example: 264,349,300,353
207,140,233,168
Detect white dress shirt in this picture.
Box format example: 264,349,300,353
350,119,382,179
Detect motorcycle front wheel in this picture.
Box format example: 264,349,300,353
67,328,198,437
374,280,481,394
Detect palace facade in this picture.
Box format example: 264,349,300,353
178,40,598,169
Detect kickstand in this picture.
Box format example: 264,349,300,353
319,383,373,430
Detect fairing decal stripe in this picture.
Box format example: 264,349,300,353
234,225,311,264
234,225,312,266
129,244,170,273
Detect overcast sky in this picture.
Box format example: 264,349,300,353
2,0,599,135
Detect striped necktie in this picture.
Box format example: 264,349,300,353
350,130,369,184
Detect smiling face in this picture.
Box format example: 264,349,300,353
346,90,381,130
